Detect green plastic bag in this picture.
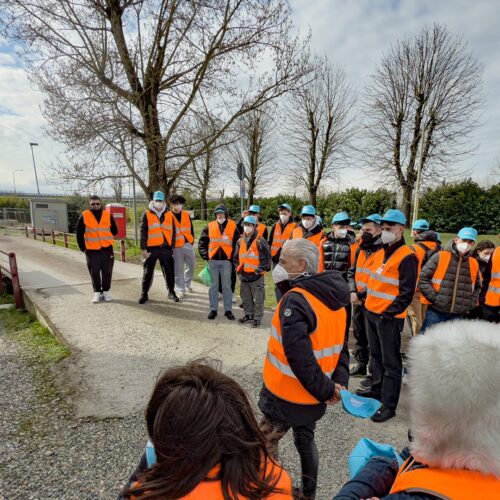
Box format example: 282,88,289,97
198,264,213,286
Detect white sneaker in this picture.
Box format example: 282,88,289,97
177,291,185,300
92,292,102,303
102,291,111,302
187,286,194,293
232,293,237,304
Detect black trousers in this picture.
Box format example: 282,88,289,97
86,249,114,292
141,246,175,295
352,304,369,365
260,416,318,499
482,305,499,323
365,310,404,411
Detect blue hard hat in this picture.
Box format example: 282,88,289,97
332,211,351,225
381,209,406,226
301,205,316,216
340,390,382,419
248,205,261,213
243,215,257,225
153,191,165,201
457,227,477,241
279,203,292,212
412,219,430,231
358,213,382,225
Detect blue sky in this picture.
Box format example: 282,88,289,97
1,0,499,194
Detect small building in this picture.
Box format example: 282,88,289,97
30,198,69,233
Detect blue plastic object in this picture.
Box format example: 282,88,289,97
301,205,316,216
348,438,403,479
279,203,292,212
340,390,382,419
332,211,351,224
358,213,382,225
457,227,478,241
146,439,157,468
381,209,406,226
153,191,165,201
243,215,257,225
412,219,430,231
248,205,261,213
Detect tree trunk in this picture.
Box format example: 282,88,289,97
401,183,413,226
309,187,317,208
200,189,208,221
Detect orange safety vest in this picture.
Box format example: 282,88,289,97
420,251,479,306
365,245,415,318
349,241,359,267
271,222,295,257
410,241,440,280
354,248,379,294
172,210,194,248
82,210,114,250
208,220,237,260
485,246,500,307
290,226,326,272
256,222,267,238
263,288,346,405
238,236,263,274
390,457,500,500
146,210,173,247
130,460,292,499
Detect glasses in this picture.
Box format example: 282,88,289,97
90,203,101,207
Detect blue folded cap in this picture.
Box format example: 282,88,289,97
153,191,165,201
412,219,430,231
457,227,477,241
332,211,351,225
381,209,406,226
279,203,292,212
301,205,316,216
358,213,382,225
348,438,403,479
145,439,157,468
340,390,381,419
248,205,261,213
243,215,257,225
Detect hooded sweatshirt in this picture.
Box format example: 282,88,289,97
258,271,350,425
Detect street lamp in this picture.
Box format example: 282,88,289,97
13,169,24,194
29,142,40,196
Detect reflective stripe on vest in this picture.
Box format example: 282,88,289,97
238,236,261,274
208,220,236,259
146,210,173,247
354,248,379,293
390,457,500,500
271,222,295,257
83,210,114,250
263,288,346,405
172,211,194,248
485,247,500,307
365,245,415,318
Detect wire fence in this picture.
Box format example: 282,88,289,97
0,208,31,226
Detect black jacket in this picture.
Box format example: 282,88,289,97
322,230,356,280
258,271,350,426
268,220,296,264
76,209,118,253
233,233,272,282
139,204,176,251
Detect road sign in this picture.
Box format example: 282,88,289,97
237,162,245,181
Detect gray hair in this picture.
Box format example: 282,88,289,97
282,238,319,274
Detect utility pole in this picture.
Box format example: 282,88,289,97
130,102,138,245
29,142,40,196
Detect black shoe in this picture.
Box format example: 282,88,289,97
238,315,253,324
252,320,261,328
168,290,179,302
138,294,148,304
208,310,217,320
371,406,396,423
225,311,235,320
239,302,244,309
360,376,372,388
350,363,367,377
355,387,380,399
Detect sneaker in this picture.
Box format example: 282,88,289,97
355,387,380,399
232,293,237,304
402,366,408,385
102,291,111,302
360,376,372,388
187,286,194,293
92,292,102,303
349,363,367,377
371,406,396,423
176,291,185,300
208,310,217,320
224,311,235,320
168,290,180,302
252,320,261,328
238,315,254,324
138,294,148,304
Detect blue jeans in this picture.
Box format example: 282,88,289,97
421,308,461,333
208,260,232,312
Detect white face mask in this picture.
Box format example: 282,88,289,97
279,214,289,224
302,219,314,230
272,264,289,284
478,253,491,263
334,229,348,238
172,204,182,213
216,216,226,223
381,230,396,245
153,201,165,210
456,242,472,254
243,225,254,235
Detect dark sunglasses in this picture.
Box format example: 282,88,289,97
90,203,101,207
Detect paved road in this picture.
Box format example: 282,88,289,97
1,231,410,498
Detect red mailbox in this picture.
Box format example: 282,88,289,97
105,203,127,239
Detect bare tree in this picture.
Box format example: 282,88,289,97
109,175,124,203
2,0,313,198
285,58,356,206
363,23,484,223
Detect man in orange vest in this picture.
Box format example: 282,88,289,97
356,209,418,423
237,204,269,240
233,216,271,328
480,241,499,323
333,319,500,500
268,203,295,301
198,205,240,320
169,194,195,299
407,219,441,336
76,195,118,303
419,227,482,331
259,238,350,499
138,191,179,304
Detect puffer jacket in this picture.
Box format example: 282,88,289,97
322,231,356,280
418,242,481,314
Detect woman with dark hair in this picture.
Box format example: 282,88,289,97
122,361,292,499
467,240,496,319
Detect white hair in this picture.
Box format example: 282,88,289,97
408,319,500,477
282,238,319,274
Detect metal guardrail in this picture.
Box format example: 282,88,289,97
0,250,23,308
24,226,127,262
